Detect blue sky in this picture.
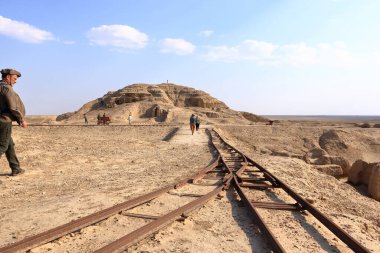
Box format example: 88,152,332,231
1,0,379,115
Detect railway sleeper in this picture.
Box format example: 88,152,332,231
167,191,205,198
207,169,225,173
242,169,262,173
120,212,189,222
192,181,222,186
224,158,243,161
251,201,303,211
239,182,278,189
238,175,278,185
238,176,269,182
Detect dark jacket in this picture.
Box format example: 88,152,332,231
0,81,26,125
190,115,196,124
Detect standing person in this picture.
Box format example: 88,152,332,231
97,113,101,125
195,115,200,131
128,113,132,125
189,114,196,135
0,69,26,176
84,113,88,124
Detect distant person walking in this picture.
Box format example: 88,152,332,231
128,113,132,125
0,68,27,177
84,113,88,124
195,115,200,131
189,114,196,135
97,113,101,125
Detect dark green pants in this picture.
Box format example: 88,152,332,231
0,121,20,170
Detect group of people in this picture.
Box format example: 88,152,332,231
189,114,201,135
84,113,132,125
0,68,27,179
96,113,112,125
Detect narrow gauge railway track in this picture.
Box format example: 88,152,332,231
209,129,370,253
1,127,371,252
0,156,229,253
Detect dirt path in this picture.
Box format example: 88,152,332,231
169,125,209,145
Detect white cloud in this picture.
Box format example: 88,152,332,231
199,30,214,37
0,16,55,43
63,40,76,45
204,40,355,66
159,38,195,55
87,25,148,49
204,40,277,63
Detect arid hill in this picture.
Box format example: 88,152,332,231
56,83,268,125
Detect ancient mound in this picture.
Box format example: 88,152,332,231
56,83,268,125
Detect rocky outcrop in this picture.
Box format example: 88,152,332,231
312,164,343,177
348,160,373,185
348,160,380,201
303,147,350,176
314,155,350,174
368,164,380,201
158,84,228,109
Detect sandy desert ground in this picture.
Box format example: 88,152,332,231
0,120,379,252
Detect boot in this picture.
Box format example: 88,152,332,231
11,168,25,176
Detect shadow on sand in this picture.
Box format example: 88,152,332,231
262,189,342,252
226,189,273,252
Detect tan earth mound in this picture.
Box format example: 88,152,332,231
55,83,268,125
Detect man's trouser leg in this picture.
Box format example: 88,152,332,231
6,137,20,170
0,121,20,171
0,120,12,155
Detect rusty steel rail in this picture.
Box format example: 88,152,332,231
210,129,370,253
94,184,225,253
0,156,221,253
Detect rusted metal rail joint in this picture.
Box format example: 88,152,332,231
0,156,221,253
211,128,370,253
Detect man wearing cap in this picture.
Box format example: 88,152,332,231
0,68,27,177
